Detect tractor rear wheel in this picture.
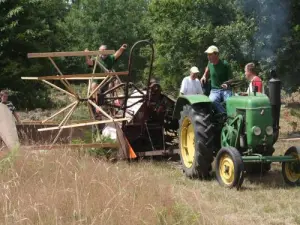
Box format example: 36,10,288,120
282,146,300,186
216,147,244,188
179,105,214,179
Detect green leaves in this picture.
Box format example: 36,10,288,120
1,0,300,110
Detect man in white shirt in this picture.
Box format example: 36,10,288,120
180,66,203,95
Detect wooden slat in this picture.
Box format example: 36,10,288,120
17,121,59,125
27,50,115,58
22,77,106,80
22,143,119,150
21,72,128,80
37,118,130,131
280,137,300,141
136,149,180,157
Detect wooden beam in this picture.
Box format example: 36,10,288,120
22,143,119,150
42,80,76,98
27,50,115,58
22,76,106,80
21,72,128,80
42,101,77,123
50,101,79,146
88,99,113,120
48,57,78,97
16,121,58,125
280,137,300,141
37,118,130,131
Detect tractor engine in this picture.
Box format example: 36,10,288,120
223,93,274,154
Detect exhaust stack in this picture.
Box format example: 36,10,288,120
268,70,281,143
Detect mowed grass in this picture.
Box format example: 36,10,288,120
0,140,299,225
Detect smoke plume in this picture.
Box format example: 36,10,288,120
243,0,290,67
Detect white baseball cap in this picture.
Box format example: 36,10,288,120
190,66,200,73
205,45,219,54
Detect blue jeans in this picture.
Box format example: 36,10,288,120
209,89,232,113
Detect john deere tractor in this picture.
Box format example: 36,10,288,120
173,70,300,188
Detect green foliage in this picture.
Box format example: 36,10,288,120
144,0,248,94
58,0,150,81
1,0,300,109
71,130,118,159
0,0,68,109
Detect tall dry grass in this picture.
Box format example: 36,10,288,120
0,149,203,225
0,142,300,225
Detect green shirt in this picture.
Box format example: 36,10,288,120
92,54,116,83
208,59,232,89
102,54,115,70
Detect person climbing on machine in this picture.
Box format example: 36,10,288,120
200,45,232,114
85,43,127,95
85,43,127,71
85,44,127,113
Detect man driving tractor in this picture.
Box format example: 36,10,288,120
200,45,233,113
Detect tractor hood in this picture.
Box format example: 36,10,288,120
226,93,271,118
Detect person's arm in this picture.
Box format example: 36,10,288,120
221,63,233,89
84,48,94,66
180,78,186,95
13,111,21,124
200,66,210,84
197,80,204,94
114,44,127,60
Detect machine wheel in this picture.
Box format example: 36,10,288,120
282,146,300,186
179,105,214,179
216,147,244,188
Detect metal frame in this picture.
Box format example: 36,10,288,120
22,41,178,158
22,49,142,147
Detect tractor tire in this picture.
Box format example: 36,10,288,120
215,147,244,189
282,146,300,186
178,104,214,179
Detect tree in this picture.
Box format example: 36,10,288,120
145,0,251,95
0,0,69,109
59,0,150,82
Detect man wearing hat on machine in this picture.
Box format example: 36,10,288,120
180,66,203,95
200,45,232,113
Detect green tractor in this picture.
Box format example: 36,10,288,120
173,70,300,188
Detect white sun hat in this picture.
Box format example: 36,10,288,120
190,66,200,73
204,45,219,54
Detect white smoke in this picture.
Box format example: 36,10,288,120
243,0,290,66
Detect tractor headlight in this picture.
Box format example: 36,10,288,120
266,126,273,135
252,126,262,136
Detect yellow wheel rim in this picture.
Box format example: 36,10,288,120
219,154,235,185
284,153,300,182
180,117,195,168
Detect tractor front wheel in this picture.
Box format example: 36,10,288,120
179,105,214,179
282,146,300,186
216,147,244,188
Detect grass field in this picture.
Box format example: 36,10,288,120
0,139,299,225
4,91,300,224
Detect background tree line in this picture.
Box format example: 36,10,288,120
1,0,300,109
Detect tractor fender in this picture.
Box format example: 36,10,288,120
172,95,212,119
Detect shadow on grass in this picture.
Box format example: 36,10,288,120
207,168,297,191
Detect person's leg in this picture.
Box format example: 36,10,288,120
209,89,225,113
